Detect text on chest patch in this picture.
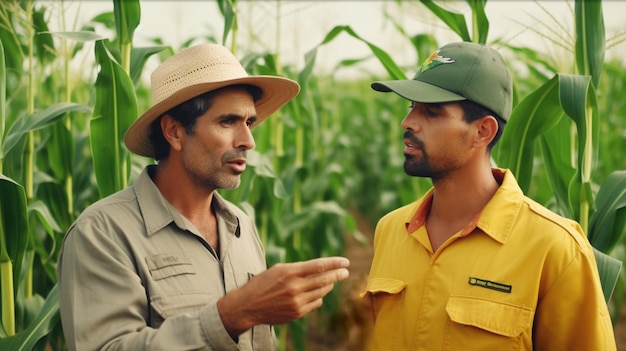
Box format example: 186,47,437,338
468,277,512,293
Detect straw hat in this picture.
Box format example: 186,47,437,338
124,44,301,157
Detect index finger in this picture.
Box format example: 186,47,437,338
291,256,350,276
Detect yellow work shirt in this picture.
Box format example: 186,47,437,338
363,169,615,351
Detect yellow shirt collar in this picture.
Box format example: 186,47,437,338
404,168,524,244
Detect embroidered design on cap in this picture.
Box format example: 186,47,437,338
419,50,455,73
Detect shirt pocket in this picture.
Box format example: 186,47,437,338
149,292,211,327
363,277,407,350
444,295,533,350
146,253,196,280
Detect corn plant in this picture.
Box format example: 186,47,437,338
0,0,95,348
0,0,160,348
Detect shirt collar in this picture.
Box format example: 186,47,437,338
405,168,524,244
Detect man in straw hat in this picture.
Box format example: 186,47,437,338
57,43,350,350
362,41,615,350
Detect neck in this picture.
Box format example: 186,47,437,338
152,161,215,221
430,165,498,223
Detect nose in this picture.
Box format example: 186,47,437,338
401,109,418,132
236,124,256,150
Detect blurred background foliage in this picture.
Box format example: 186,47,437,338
0,0,625,350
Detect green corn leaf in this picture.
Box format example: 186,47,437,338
46,123,73,187
494,75,563,192
28,200,62,236
301,25,406,86
575,0,605,86
420,0,471,42
91,40,137,197
218,0,237,46
594,248,622,304
558,74,598,174
0,36,6,157
410,34,439,64
558,73,599,225
247,149,278,178
538,118,576,218
31,5,55,65
36,182,72,233
0,5,24,74
244,150,289,199
0,175,28,296
0,103,91,159
281,201,348,236
113,0,140,45
340,26,407,80
589,171,626,253
48,31,106,42
0,177,26,335
129,46,169,85
0,285,59,351
467,0,489,44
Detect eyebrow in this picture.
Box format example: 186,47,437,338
218,113,258,125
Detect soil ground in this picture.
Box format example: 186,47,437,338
303,211,626,351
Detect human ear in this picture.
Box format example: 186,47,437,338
474,115,498,148
160,114,184,152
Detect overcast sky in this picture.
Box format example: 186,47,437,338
54,1,626,78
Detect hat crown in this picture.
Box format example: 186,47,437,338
151,44,248,105
415,42,512,120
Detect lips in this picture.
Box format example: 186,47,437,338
403,139,421,153
227,158,247,173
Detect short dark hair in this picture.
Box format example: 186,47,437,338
149,84,263,161
458,99,505,150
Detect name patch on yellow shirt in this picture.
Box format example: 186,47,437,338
468,277,512,293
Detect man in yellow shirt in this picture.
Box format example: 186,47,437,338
363,41,616,350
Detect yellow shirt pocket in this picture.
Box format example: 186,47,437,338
363,277,407,350
445,295,534,350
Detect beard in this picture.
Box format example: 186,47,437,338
404,154,435,177
183,147,246,191
403,130,437,178
214,149,247,189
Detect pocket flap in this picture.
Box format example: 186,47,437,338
151,292,211,318
446,296,533,337
360,277,407,298
146,253,195,280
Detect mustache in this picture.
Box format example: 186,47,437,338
403,130,424,148
222,148,247,162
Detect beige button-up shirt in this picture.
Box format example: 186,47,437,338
58,166,274,350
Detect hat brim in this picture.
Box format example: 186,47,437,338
124,76,300,157
371,80,466,104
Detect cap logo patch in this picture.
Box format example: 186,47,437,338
419,50,455,73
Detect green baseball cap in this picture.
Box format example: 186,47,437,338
371,42,513,121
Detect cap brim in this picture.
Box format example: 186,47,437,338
124,76,300,158
372,80,466,103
